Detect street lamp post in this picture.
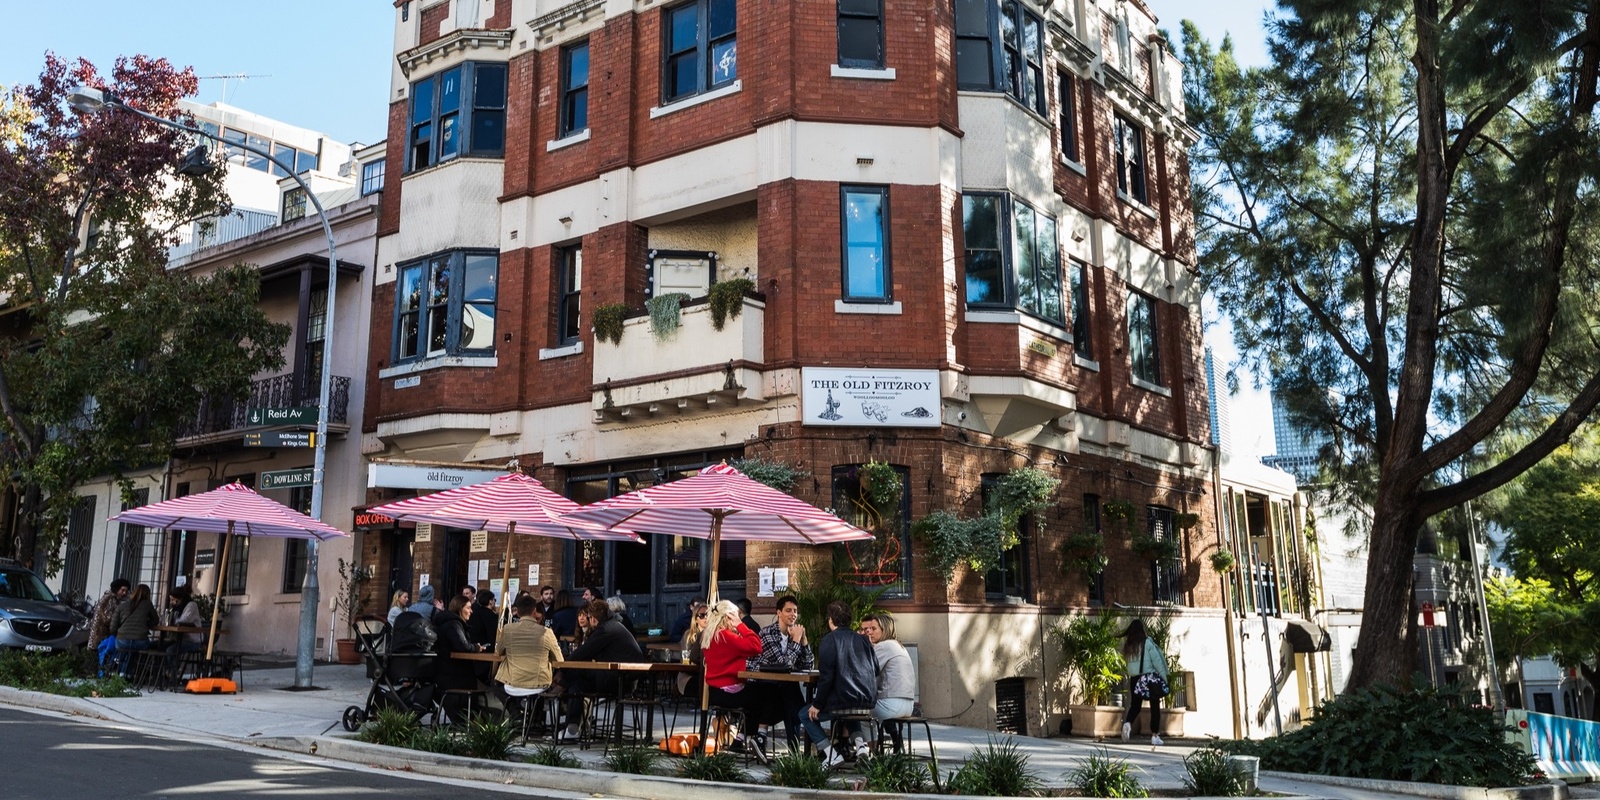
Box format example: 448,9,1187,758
68,86,337,688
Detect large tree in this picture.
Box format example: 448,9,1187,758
1182,1,1600,688
0,55,288,574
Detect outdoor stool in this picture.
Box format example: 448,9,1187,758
441,687,488,726
504,687,558,744
706,704,752,760
126,650,166,690
828,710,878,760
612,681,670,749
883,716,939,766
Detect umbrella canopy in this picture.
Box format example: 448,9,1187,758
365,472,642,542
109,481,349,658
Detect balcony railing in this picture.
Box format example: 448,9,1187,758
177,373,350,440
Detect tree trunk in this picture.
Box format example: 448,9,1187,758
1345,479,1424,690
1582,662,1600,722
13,483,41,570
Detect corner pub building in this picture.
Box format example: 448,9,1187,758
359,0,1224,736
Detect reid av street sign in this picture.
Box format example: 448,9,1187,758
247,406,317,426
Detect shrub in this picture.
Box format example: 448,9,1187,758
357,707,421,747
944,737,1043,797
0,649,137,698
604,746,661,775
675,752,748,784
524,742,582,768
1053,612,1124,705
1183,746,1249,797
1219,682,1541,787
766,747,831,789
409,725,467,756
707,277,755,330
462,716,516,760
1066,747,1147,798
858,752,930,793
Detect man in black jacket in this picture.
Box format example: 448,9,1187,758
799,601,877,766
557,599,645,739
467,588,499,647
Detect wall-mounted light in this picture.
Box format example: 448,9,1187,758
558,213,573,225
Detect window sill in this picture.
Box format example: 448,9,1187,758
835,299,902,315
1060,155,1087,176
1117,191,1158,219
538,341,584,360
965,309,1072,342
379,355,499,379
650,81,742,119
1131,375,1171,397
1074,355,1099,371
831,64,896,80
546,129,590,152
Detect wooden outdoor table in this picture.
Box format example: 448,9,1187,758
635,634,671,644
450,651,503,663
153,625,224,635
555,661,689,747
737,670,817,684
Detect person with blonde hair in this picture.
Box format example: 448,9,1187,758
387,589,410,625
859,613,915,723
700,598,765,761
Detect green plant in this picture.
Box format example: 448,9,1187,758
767,746,832,789
1059,529,1108,579
332,557,371,631
1131,530,1181,563
525,741,582,768
1053,612,1124,705
1219,682,1542,787
912,509,1005,584
728,456,809,493
603,746,661,774
1102,499,1137,524
675,752,748,783
708,277,755,330
357,707,421,747
0,649,138,698
788,567,888,645
1211,548,1237,573
857,459,902,511
409,724,467,755
988,466,1059,545
462,716,516,760
1174,511,1201,530
592,303,628,345
943,737,1043,797
193,593,228,625
1067,747,1148,798
646,292,689,341
1183,746,1250,796
858,752,930,793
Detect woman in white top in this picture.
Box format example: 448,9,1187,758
1120,618,1170,745
859,613,915,721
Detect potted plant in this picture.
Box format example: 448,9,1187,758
1053,612,1125,738
592,302,628,345
645,292,689,341
331,557,371,664
707,277,755,331
1142,614,1190,732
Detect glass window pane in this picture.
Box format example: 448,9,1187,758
965,252,1004,304
399,313,419,359
1013,204,1036,311
460,302,495,350
839,18,880,66
567,89,588,132
1071,263,1092,356
1037,216,1063,323
670,5,699,53
439,67,462,112
708,0,736,38
1023,14,1042,61
954,0,989,37
271,142,296,177
956,40,993,87
670,52,700,97
710,39,737,85
463,253,497,302
246,135,270,172
399,265,423,313
962,195,998,249
665,535,702,585
474,64,506,109
411,122,432,168
567,44,590,90
1000,2,1018,48
439,113,459,159
472,110,504,153
411,78,435,125
296,149,319,174
845,190,887,300
840,0,878,14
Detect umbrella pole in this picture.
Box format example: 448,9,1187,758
498,522,515,635
206,522,234,661
699,512,725,754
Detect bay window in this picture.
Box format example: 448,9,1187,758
393,250,499,363
407,62,508,172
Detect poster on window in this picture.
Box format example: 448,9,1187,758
801,367,941,428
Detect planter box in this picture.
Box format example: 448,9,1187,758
1068,704,1126,738
1128,706,1185,737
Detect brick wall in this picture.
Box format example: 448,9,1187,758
420,2,447,45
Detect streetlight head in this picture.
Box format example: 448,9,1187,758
66,85,110,114
176,145,215,177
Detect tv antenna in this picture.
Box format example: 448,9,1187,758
197,73,271,104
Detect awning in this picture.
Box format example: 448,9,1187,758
1284,619,1332,653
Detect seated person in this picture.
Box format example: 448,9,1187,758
701,599,765,760
667,598,706,642
747,594,813,747
432,596,486,724
736,597,761,639
548,589,579,642
468,588,499,649
556,599,644,739
860,613,916,732
606,595,634,633
162,585,204,677
800,601,879,766
496,597,563,727
109,584,160,676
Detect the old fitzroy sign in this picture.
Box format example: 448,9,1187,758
801,367,941,428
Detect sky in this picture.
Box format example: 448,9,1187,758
2,0,1283,456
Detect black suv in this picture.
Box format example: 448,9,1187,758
0,560,90,651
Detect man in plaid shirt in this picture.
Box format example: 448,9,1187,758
745,594,813,748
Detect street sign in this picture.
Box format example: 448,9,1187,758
243,431,317,448
247,406,318,426
260,467,315,490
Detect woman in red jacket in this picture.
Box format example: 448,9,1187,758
700,598,764,760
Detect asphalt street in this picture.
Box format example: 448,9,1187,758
0,706,570,799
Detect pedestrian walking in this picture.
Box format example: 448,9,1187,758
1120,619,1170,746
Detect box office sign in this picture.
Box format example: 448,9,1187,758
801,367,940,428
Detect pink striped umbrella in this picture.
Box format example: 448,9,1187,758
110,481,349,657
368,472,641,627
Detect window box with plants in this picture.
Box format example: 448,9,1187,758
588,286,767,391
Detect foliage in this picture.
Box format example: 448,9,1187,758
193,593,227,625
356,707,419,748
1066,747,1147,798
1053,612,1124,705
834,461,907,587
462,716,516,760
331,557,371,630
1059,529,1108,580
788,566,887,642
857,460,902,511
1130,530,1181,563
524,742,582,768
603,746,661,775
728,456,808,493
1485,576,1593,671
408,725,468,756
987,467,1059,545
1219,683,1541,787
0,56,292,570
592,303,628,345
645,292,688,341
0,649,136,698
943,737,1043,797
674,752,748,783
1182,746,1250,797
707,277,754,331
1174,512,1201,530
766,746,832,789
911,510,1004,585
1210,548,1237,574
1182,1,1600,688
1144,611,1184,674
1101,500,1137,526
857,751,930,793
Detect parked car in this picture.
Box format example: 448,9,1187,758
0,560,90,651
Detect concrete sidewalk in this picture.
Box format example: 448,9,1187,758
0,659,1553,800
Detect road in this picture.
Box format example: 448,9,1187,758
0,706,570,799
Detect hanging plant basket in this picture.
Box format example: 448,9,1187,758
1210,548,1236,573
1132,532,1181,563
646,293,689,341
593,303,628,345
707,277,755,331
1059,529,1108,579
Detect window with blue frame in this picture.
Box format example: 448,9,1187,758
663,0,737,103
841,185,890,302
408,62,508,172
393,250,499,362
962,193,1064,326
953,0,1046,115
560,42,589,138
1128,289,1162,386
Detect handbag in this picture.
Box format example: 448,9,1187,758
1131,645,1169,700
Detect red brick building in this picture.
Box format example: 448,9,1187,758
364,0,1222,735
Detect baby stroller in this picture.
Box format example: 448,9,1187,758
341,612,441,731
